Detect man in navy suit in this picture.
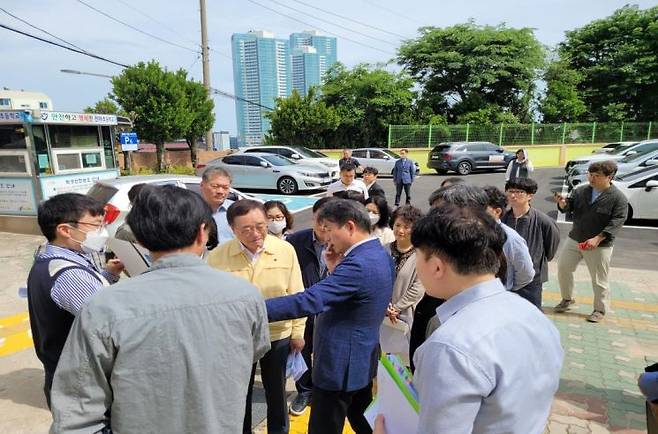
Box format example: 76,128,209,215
285,196,337,416
266,199,395,434
392,148,416,206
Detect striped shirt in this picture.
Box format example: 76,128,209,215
39,244,118,315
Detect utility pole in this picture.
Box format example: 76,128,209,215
200,0,213,151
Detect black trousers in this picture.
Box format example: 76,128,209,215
243,337,290,434
296,315,314,397
515,278,543,309
308,383,373,434
44,368,54,409
394,183,412,205
409,294,444,372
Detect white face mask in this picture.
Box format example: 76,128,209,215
268,219,287,235
78,227,110,254
368,212,380,226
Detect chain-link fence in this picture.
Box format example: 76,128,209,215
388,122,658,148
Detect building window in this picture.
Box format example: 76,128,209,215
39,102,48,109
0,98,10,106
48,124,100,148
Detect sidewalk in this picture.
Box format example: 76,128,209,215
0,231,655,433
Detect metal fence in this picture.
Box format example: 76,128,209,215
388,122,658,148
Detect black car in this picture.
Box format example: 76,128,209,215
427,142,516,175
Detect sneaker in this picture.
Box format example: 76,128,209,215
554,299,575,313
289,393,311,416
586,311,605,323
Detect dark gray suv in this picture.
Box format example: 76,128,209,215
427,141,516,175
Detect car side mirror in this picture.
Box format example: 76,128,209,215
291,153,301,159
626,150,638,156
260,161,270,168
645,159,658,167
645,180,658,192
497,148,504,153
383,155,390,160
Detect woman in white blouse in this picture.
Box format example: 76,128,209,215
365,196,395,245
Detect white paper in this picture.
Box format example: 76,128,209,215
364,396,380,429
380,318,411,362
374,360,419,434
107,238,151,277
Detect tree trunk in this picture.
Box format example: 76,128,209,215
187,138,198,167
156,141,165,173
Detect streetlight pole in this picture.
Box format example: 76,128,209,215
199,0,213,151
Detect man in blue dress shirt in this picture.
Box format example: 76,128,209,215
376,203,563,434
266,199,395,434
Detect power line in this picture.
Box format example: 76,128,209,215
245,0,395,56
0,22,129,68
359,0,424,26
287,0,409,40
0,7,88,53
1,23,271,111
74,0,199,54
263,0,396,45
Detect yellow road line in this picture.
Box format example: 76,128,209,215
0,312,29,327
289,409,354,434
0,329,33,357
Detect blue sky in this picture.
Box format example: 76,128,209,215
1,0,654,135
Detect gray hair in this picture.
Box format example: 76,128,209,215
202,166,232,183
318,199,371,233
428,184,488,210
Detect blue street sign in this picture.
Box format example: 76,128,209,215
120,132,139,151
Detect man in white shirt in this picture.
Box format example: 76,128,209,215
375,203,563,434
200,167,235,244
326,163,369,199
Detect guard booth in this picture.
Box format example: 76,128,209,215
0,109,120,234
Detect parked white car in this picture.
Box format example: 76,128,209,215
567,149,658,188
239,145,340,179
565,140,658,172
615,166,658,220
350,148,420,176
197,153,332,194
86,174,259,236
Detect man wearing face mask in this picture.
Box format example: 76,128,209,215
50,186,269,433
27,193,124,408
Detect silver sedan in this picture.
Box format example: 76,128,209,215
197,152,332,194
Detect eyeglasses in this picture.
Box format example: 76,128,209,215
267,215,285,222
67,221,104,228
506,190,527,196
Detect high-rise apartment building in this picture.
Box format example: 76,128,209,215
232,30,336,144
232,31,291,145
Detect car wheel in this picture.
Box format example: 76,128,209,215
434,169,447,175
457,161,472,175
277,176,298,195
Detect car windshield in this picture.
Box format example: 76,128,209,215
262,155,295,166
620,149,658,163
616,165,658,181
612,144,641,155
294,147,327,158
383,150,400,158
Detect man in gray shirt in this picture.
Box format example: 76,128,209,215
50,185,270,434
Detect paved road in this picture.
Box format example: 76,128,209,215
288,168,658,271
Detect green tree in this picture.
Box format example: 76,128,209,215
321,63,415,147
540,58,587,123
84,97,128,117
398,22,545,123
559,5,658,121
456,106,520,125
177,71,215,167
111,61,194,172
265,88,340,148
